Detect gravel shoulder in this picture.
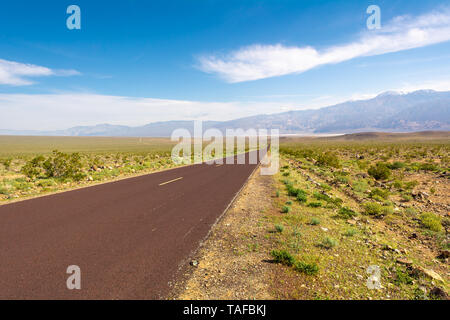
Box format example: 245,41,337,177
171,167,277,300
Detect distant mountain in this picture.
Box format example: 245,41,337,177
220,89,450,134
1,90,449,136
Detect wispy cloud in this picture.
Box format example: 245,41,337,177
1,80,449,130
0,59,80,85
0,93,297,130
198,9,450,82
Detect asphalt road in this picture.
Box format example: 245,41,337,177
0,150,264,299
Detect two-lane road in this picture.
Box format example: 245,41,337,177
0,151,263,299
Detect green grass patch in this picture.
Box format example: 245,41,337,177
271,250,295,266
294,261,319,275
420,212,443,232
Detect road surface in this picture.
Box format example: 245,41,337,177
0,151,264,299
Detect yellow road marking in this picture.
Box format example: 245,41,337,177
158,177,183,186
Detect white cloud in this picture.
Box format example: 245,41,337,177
0,93,298,130
1,80,449,131
198,9,450,82
0,59,80,85
395,79,450,93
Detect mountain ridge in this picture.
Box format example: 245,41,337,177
1,90,449,136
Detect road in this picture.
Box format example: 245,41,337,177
0,150,264,299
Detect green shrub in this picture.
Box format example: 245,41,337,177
275,224,284,233
43,151,85,180
404,180,419,190
357,160,369,170
369,188,390,200
21,155,45,179
281,206,291,213
12,179,33,191
327,197,343,208
271,250,295,266
404,207,418,216
307,202,322,208
401,193,413,202
0,158,12,170
344,228,357,236
22,151,85,181
320,183,332,191
364,202,383,216
420,212,442,232
319,237,337,249
364,202,393,218
419,163,438,172
381,206,394,215
387,161,406,170
296,191,307,203
36,179,56,187
338,207,358,219
313,192,330,201
310,218,320,225
294,261,319,275
394,269,413,285
393,180,403,189
333,174,349,184
316,152,340,168
286,184,298,196
368,163,391,180
353,179,369,193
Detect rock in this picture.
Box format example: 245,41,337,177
321,227,328,232
437,250,450,260
430,287,448,300
87,176,93,181
413,267,444,282
347,220,357,225
190,260,198,267
412,191,429,201
396,257,413,266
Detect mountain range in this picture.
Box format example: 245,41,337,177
1,90,449,136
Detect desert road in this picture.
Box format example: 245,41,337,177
0,150,265,299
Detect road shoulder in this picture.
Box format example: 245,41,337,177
170,167,276,299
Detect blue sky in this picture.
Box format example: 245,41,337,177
1,0,450,130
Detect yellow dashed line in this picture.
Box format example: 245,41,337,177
158,177,183,186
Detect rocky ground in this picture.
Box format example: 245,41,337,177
172,141,449,300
